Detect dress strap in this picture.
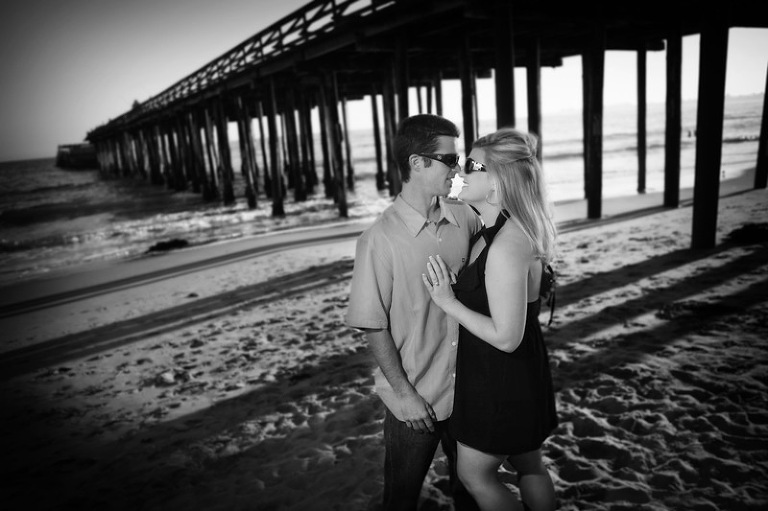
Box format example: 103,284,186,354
540,262,557,326
482,211,509,244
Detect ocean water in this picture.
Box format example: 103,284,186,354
0,95,762,284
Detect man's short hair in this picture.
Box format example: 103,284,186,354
393,114,460,182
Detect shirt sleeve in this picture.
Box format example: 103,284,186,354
345,230,393,330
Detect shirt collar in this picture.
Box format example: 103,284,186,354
439,197,460,227
393,195,460,237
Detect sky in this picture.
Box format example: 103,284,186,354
0,0,766,162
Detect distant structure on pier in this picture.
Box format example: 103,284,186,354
55,143,98,169
86,0,768,249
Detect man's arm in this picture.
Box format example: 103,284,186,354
365,328,437,433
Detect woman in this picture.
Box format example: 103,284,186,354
422,128,558,511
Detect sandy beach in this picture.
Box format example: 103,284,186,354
1,184,767,510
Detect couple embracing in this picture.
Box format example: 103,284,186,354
346,114,558,511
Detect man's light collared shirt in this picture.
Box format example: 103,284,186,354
345,195,482,421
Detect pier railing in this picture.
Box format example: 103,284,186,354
106,0,393,128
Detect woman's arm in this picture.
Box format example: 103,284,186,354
423,230,530,353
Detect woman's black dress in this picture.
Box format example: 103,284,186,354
448,213,557,455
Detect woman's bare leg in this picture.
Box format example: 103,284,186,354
505,449,556,511
457,442,523,511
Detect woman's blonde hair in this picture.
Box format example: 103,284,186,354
473,127,557,264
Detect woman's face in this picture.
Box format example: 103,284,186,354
457,147,492,204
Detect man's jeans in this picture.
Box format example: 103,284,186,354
382,409,479,511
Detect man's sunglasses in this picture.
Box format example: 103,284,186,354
464,157,487,175
419,153,460,168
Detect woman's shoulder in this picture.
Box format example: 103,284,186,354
485,220,532,267
496,220,532,252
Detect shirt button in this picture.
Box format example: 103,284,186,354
451,341,457,346
439,238,442,242
452,372,456,378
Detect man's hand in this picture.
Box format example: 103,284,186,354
395,390,438,433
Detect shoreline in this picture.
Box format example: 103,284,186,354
0,162,758,292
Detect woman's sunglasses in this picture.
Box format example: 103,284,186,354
418,153,461,168
464,157,487,175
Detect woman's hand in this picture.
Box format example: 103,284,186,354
422,255,458,310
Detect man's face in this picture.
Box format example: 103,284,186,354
422,135,459,196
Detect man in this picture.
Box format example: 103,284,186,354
346,114,482,510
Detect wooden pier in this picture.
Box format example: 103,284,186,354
86,0,768,249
